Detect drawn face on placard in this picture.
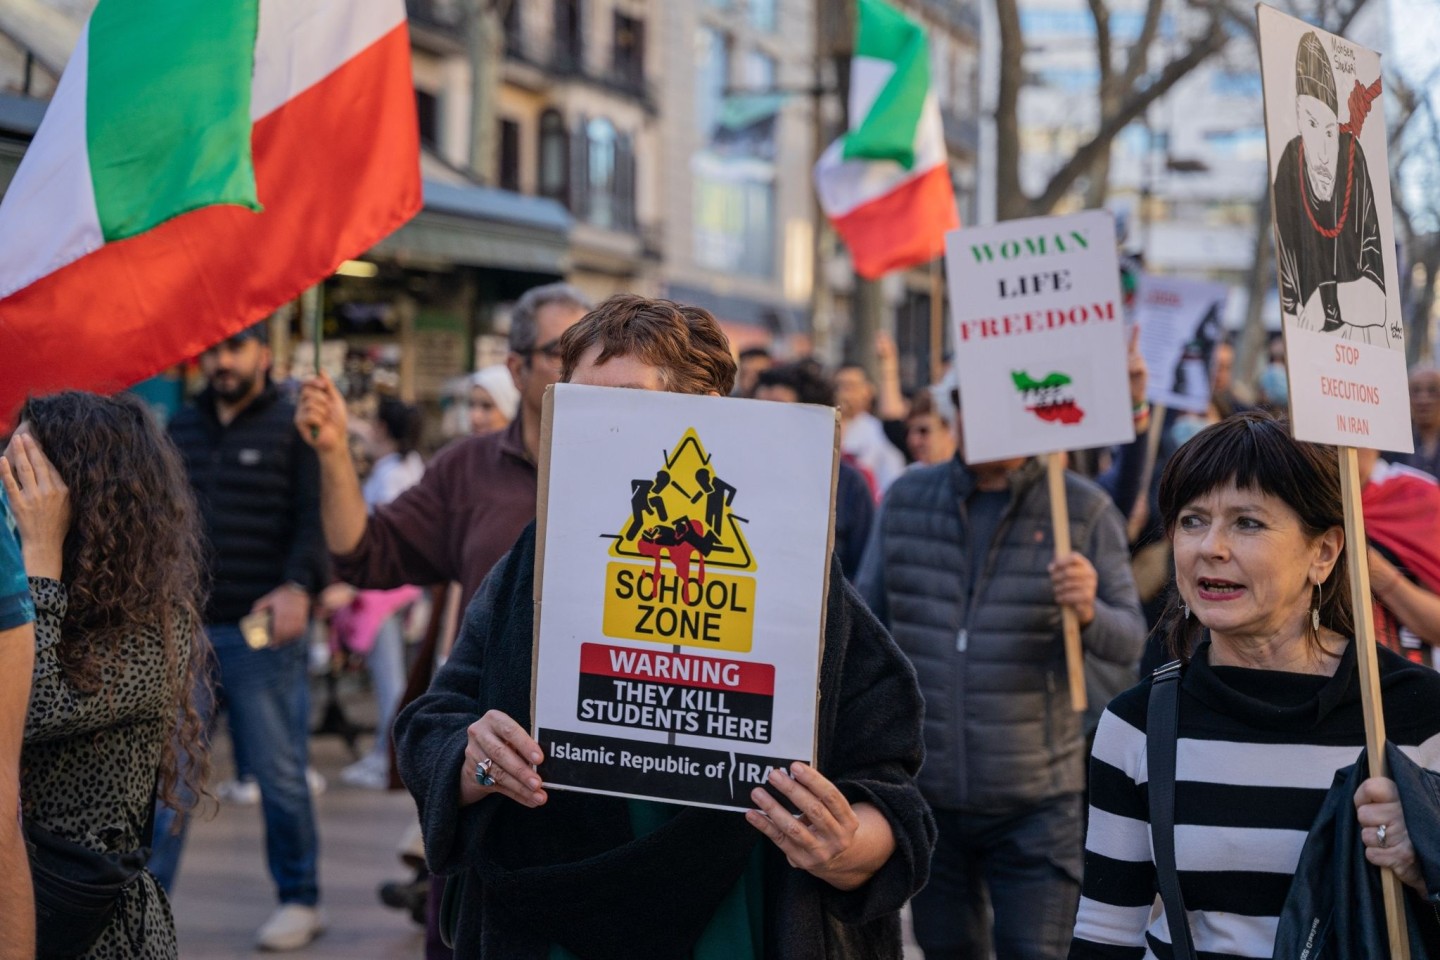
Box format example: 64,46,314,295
1296,94,1339,202
1267,28,1394,349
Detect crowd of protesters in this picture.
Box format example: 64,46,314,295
4,285,1440,960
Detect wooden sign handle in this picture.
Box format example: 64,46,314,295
1047,452,1087,713
1338,445,1410,960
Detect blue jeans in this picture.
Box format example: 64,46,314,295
148,623,320,906
911,795,1082,960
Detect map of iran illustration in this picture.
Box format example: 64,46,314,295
1012,370,1085,425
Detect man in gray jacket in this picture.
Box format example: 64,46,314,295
857,447,1144,960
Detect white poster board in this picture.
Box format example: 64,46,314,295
943,210,1135,462
1258,4,1412,451
532,384,838,811
1136,275,1232,415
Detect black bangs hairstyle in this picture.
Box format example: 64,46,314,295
1156,411,1352,662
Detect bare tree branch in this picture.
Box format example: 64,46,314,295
1119,0,1168,93
1028,17,1229,215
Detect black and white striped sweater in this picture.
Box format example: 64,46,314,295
1070,639,1440,960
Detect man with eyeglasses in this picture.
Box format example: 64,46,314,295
298,283,590,609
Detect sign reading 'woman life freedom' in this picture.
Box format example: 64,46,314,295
943,210,1136,463
531,384,839,811
1258,4,1412,451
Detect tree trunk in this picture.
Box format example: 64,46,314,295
1237,190,1274,391
1412,246,1440,367
994,0,1027,221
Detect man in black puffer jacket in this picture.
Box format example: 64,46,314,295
157,321,328,951
857,448,1144,960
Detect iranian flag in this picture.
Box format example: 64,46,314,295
814,0,959,280
0,0,421,422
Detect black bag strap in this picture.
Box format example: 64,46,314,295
1148,660,1197,960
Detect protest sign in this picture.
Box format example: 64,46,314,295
1135,275,1231,415
1258,4,1411,453
532,384,838,811
944,210,1134,712
1260,8,1415,954
943,210,1135,463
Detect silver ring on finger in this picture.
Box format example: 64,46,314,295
476,757,496,788
1378,823,1389,848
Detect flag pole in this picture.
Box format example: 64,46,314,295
1047,451,1087,712
1338,445,1411,960
301,284,322,440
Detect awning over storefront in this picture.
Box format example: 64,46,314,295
372,179,574,276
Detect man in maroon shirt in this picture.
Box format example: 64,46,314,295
295,282,589,958
297,283,590,605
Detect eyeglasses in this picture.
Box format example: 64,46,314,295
525,336,565,361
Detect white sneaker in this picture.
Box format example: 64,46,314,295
306,767,327,797
256,904,326,951
339,755,390,790
216,777,260,805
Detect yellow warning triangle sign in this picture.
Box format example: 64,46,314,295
604,428,756,572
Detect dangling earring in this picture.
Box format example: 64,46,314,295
1183,603,1191,620
1311,580,1322,633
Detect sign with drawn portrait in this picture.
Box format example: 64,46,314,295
531,384,838,811
1135,275,1232,415
943,210,1136,462
1258,4,1412,450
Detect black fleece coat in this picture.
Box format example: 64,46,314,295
1274,741,1440,959
395,524,934,960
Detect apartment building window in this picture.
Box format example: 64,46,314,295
415,88,440,150
613,13,645,91
554,0,583,73
742,51,776,90
749,0,777,31
503,1,523,57
694,165,775,278
695,27,730,141
538,109,569,202
585,118,617,228
498,119,521,192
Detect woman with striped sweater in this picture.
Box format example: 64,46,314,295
1070,413,1440,959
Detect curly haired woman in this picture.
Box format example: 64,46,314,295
2,392,209,960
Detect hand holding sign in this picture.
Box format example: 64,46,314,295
745,762,896,892
1048,552,1098,627
462,709,548,808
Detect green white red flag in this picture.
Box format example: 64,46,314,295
0,0,421,422
813,0,959,280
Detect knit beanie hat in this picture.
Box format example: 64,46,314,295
1295,32,1337,115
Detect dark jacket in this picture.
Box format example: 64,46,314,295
170,384,325,622
857,457,1145,811
395,524,935,960
1274,741,1440,959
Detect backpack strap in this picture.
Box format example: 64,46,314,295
1148,660,1197,960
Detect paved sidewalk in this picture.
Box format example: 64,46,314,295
170,733,425,959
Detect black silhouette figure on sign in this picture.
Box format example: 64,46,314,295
689,467,737,541
626,470,672,540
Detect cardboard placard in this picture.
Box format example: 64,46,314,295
532,384,838,811
943,210,1136,463
1258,4,1412,451
1136,276,1232,415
